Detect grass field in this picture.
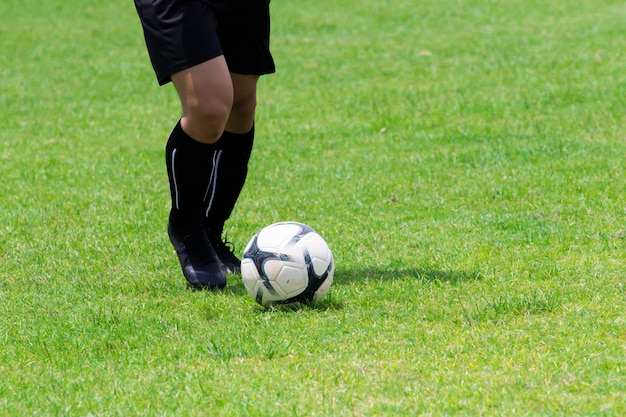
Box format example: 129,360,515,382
1,0,625,415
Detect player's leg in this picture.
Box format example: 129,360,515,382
204,73,259,233
167,57,233,231
203,0,276,273
203,74,259,273
165,58,234,288
135,0,229,288
226,73,259,134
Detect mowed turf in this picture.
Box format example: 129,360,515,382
0,0,625,415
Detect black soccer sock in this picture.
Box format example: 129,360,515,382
203,125,255,236
165,120,217,231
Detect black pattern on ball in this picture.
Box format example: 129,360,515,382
276,248,334,305
243,234,291,298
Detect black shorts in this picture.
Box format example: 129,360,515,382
135,0,275,85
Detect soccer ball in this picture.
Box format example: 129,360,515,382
241,222,334,307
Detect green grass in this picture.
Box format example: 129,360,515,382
1,0,625,415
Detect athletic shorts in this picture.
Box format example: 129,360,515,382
134,0,275,85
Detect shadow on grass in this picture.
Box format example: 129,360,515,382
214,263,481,312
223,278,346,312
334,265,482,286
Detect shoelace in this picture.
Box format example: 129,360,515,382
207,232,237,258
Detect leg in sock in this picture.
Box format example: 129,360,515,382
202,126,255,272
166,121,226,288
203,125,254,234
166,121,216,230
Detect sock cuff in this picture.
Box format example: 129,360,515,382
218,124,255,150
171,120,217,154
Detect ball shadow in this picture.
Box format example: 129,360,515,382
226,263,481,313
334,265,482,286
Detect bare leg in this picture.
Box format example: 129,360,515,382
171,56,234,143
226,73,260,133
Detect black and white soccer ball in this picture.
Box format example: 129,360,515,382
241,222,334,307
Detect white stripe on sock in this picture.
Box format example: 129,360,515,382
171,148,180,209
204,149,223,217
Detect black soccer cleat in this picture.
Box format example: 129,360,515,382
206,229,241,274
168,222,227,289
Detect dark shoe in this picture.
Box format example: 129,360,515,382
168,222,226,289
206,229,241,274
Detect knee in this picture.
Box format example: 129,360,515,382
184,99,232,143
195,99,232,128
227,94,257,133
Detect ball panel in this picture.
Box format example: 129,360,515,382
241,258,260,297
263,259,287,282
274,264,308,296
256,223,307,251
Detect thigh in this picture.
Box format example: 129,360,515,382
135,0,223,85
216,0,276,75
